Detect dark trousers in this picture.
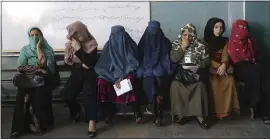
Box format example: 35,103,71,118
11,86,54,134
234,61,270,117
234,62,261,108
61,67,98,121
143,76,167,116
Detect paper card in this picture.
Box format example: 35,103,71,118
113,79,133,96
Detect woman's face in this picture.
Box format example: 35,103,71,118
213,22,224,37
181,29,192,42
30,29,41,37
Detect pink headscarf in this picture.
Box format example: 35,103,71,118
64,21,98,65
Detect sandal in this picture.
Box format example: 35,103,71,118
153,109,163,126
154,115,162,126
135,113,142,123
72,112,81,123
33,130,44,136
146,103,153,115
29,124,44,136
263,117,270,125
29,124,38,133
146,107,153,115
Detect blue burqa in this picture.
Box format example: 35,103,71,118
94,25,139,83
137,21,174,102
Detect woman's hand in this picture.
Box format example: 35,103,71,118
82,64,89,69
115,78,123,89
181,39,190,51
37,37,46,66
188,65,200,73
37,36,43,49
217,63,226,76
37,68,46,74
156,96,163,104
71,38,81,51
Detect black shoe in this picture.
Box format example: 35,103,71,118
153,115,162,126
88,131,97,138
196,118,209,129
105,115,113,124
10,132,20,139
175,116,190,125
72,112,81,123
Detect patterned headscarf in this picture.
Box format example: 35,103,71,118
172,23,208,65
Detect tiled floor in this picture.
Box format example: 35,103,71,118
1,104,270,138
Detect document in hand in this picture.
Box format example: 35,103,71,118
113,79,133,96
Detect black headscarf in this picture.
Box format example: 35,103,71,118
204,17,228,53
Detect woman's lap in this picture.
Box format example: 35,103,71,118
97,74,137,104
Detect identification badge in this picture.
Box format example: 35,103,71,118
184,56,192,63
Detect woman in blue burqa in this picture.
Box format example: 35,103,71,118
94,25,143,123
137,21,173,126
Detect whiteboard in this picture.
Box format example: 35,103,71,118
2,2,150,51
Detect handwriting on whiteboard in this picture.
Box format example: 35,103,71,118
52,15,144,23
2,2,150,50
50,3,145,23
54,3,141,13
49,2,147,42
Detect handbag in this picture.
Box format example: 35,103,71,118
13,73,45,88
173,66,200,84
13,65,46,88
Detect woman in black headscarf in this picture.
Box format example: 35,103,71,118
203,17,240,119
94,25,142,124
137,20,173,126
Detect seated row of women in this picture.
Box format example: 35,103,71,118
10,17,270,139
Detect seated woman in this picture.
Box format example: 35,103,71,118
203,17,240,119
60,21,98,138
94,25,142,124
137,20,173,126
170,23,210,129
10,27,56,139
228,19,270,124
